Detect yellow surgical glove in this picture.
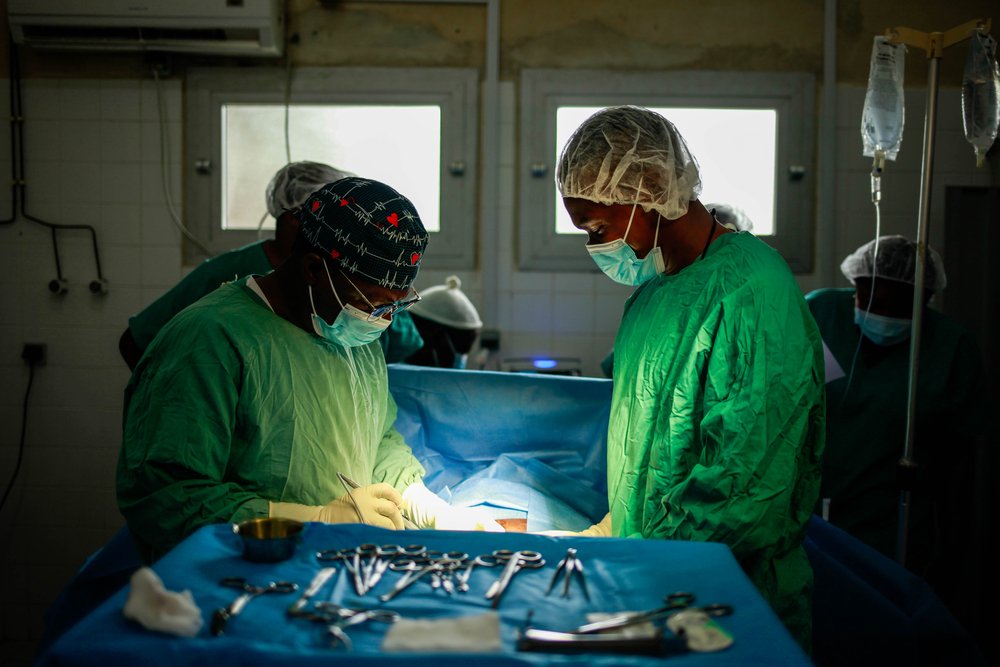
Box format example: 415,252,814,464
578,512,612,537
536,513,612,537
401,482,504,531
269,483,405,530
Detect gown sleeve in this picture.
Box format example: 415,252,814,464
371,390,426,492
116,315,269,559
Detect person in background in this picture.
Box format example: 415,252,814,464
117,178,499,562
117,161,423,371
599,202,755,378
554,106,824,649
805,235,987,617
404,275,483,369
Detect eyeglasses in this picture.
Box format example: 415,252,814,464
340,270,421,323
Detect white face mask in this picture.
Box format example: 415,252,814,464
586,205,665,286
309,261,389,347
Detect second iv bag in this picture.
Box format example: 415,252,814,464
962,30,1000,167
862,36,906,164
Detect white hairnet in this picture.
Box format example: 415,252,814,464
840,235,947,292
409,275,483,330
556,106,702,220
265,161,353,218
707,202,754,232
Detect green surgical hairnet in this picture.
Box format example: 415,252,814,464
840,235,947,292
266,161,353,218
707,202,754,232
556,106,702,220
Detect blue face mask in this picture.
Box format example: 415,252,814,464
586,203,664,286
309,262,390,347
854,307,911,346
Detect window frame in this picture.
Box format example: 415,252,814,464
518,69,816,272
184,66,479,268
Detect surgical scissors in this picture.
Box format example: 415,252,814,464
379,551,467,601
484,549,545,608
211,577,298,636
456,552,503,592
574,592,733,634
545,547,590,601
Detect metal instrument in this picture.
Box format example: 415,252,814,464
316,543,426,596
211,577,298,636
378,551,467,602
310,602,400,650
545,547,590,601
287,568,336,616
574,592,733,634
484,549,545,608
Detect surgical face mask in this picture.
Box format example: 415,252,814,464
309,261,390,347
854,307,911,346
586,204,665,286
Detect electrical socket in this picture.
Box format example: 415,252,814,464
22,343,46,366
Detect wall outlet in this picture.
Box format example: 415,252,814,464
22,343,46,366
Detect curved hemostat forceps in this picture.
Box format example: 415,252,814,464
545,547,590,601
574,592,733,634
484,549,545,608
211,577,299,636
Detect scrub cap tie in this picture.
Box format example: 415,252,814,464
297,177,429,290
557,105,702,220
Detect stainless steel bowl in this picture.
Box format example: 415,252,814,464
233,517,304,563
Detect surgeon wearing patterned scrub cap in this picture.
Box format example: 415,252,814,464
555,106,825,650
117,177,500,564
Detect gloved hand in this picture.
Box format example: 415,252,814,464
578,512,612,537
536,513,612,537
270,483,405,530
401,482,504,532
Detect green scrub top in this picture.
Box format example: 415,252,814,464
805,288,987,566
128,240,272,350
117,278,426,561
609,232,825,648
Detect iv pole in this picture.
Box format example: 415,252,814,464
883,17,992,566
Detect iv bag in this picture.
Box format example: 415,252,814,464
962,30,1000,167
862,36,906,162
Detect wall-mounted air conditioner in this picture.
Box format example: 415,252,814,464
7,0,285,57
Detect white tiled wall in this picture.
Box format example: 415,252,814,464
0,75,994,665
0,77,184,663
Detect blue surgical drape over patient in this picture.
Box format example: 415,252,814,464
117,279,425,560
609,232,825,643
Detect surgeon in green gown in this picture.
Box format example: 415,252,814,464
806,236,987,615
555,106,825,649
117,161,423,372
117,177,498,562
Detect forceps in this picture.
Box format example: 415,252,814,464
211,577,298,636
313,602,400,650
484,549,545,608
574,592,733,634
545,547,590,601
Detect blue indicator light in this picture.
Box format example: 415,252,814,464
533,359,558,369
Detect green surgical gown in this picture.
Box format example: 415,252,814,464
127,239,421,362
117,278,426,561
128,240,272,349
609,232,825,648
806,288,986,574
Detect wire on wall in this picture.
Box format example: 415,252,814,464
0,352,41,517
4,41,107,295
